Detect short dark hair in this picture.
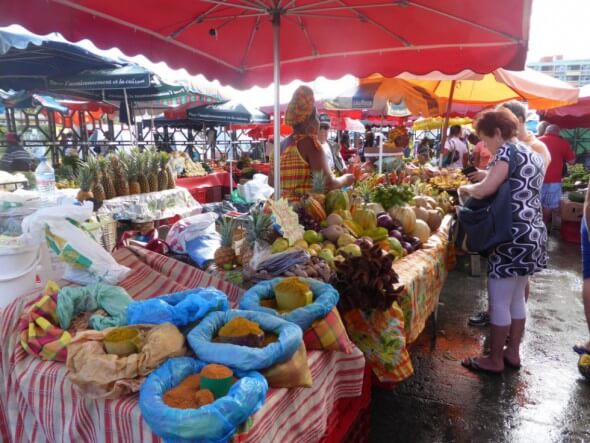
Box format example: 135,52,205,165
449,125,462,136
475,109,519,140
500,100,527,123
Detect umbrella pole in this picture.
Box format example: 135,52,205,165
229,124,234,193
378,114,384,174
439,79,456,167
123,88,135,147
272,11,281,200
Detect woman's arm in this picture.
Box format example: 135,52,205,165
459,159,509,200
473,150,481,169
300,137,354,189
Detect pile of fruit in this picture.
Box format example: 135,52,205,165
170,151,207,177
429,169,468,191
563,164,590,192
76,148,176,202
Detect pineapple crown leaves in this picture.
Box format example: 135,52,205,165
159,152,170,168
76,163,94,191
246,209,273,243
217,216,236,247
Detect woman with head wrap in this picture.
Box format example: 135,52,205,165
278,86,354,200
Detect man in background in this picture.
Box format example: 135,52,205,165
539,124,575,225
0,132,35,172
318,114,346,173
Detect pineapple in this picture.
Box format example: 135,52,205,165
214,217,236,268
110,153,129,197
310,170,326,205
98,157,116,199
76,163,94,202
241,209,272,269
88,157,106,201
166,161,176,189
147,150,160,193
125,154,141,195
158,152,169,192
138,152,150,194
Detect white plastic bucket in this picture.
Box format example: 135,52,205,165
0,244,38,276
0,254,40,309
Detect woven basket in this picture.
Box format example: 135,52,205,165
98,217,118,253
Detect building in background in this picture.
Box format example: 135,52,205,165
528,56,590,87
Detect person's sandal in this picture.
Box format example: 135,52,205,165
468,311,490,327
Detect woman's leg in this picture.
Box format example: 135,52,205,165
581,218,590,349
464,277,515,372
504,276,528,366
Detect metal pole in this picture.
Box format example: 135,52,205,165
439,79,456,166
123,88,135,146
378,114,384,174
272,10,281,199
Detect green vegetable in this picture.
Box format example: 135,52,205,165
569,191,586,203
370,184,414,210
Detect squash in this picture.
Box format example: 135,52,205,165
352,207,377,231
412,219,431,243
303,196,327,222
413,206,430,223
427,210,442,231
389,205,416,234
325,189,350,213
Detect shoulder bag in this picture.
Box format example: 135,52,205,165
455,144,517,255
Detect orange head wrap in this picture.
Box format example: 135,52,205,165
285,85,316,127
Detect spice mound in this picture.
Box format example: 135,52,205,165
218,316,265,347
163,374,202,409
274,277,313,311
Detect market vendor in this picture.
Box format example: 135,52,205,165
278,86,354,199
0,132,35,172
318,113,346,173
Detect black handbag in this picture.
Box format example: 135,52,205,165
455,145,517,255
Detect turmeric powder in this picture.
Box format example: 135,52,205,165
163,374,201,409
218,317,263,338
194,389,215,408
201,364,233,379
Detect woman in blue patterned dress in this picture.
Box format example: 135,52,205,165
458,109,547,374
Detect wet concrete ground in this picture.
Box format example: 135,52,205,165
370,233,590,443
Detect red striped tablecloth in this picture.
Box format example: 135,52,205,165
0,246,365,443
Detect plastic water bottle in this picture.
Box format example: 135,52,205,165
35,157,56,200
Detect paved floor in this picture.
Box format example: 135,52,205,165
370,234,590,443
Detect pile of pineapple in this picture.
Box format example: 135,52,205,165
76,148,176,202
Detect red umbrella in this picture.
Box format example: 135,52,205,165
540,85,590,129
2,0,532,194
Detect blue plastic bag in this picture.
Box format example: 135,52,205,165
186,233,221,269
127,288,229,327
188,310,302,371
239,278,339,331
140,357,268,443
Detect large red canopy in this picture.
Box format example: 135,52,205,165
0,0,532,89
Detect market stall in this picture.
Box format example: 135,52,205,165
0,246,368,443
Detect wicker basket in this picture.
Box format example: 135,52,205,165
97,217,118,253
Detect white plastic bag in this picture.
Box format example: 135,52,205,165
21,203,130,285
166,212,218,254
238,174,274,203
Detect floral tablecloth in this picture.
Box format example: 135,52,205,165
343,215,454,383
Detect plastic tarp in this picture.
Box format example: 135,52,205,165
239,278,339,332
140,356,268,443
188,310,302,371
127,288,229,327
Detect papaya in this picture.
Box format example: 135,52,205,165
352,207,377,231
326,189,350,213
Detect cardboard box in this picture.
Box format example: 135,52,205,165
561,198,584,222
